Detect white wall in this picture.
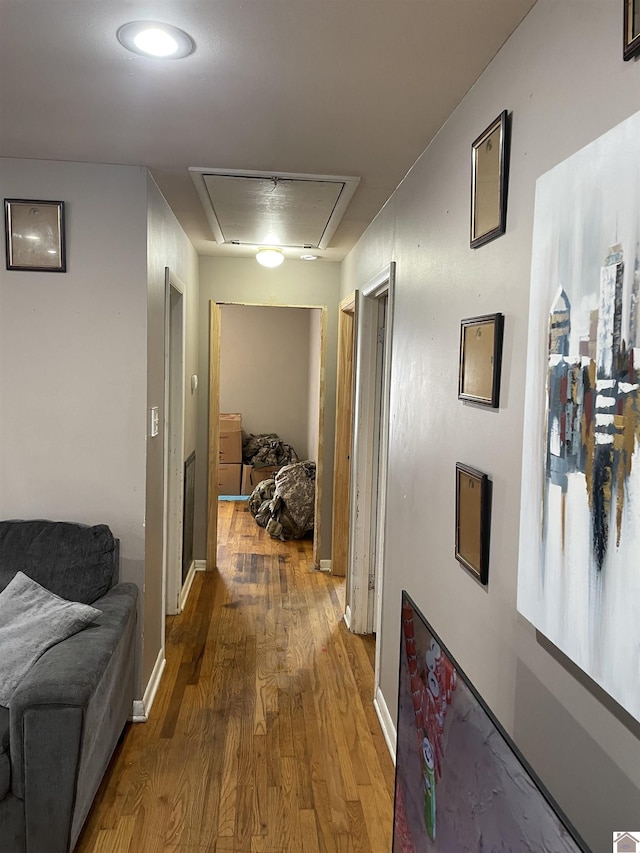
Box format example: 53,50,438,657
195,257,341,562
0,157,148,677
220,304,312,459
342,2,640,849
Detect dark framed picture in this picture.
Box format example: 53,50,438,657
4,199,66,272
470,110,509,248
624,0,640,59
455,463,490,584
393,591,589,851
458,313,504,407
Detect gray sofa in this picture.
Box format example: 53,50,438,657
0,520,138,853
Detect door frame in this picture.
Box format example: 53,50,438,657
163,267,186,623
346,262,395,637
331,293,356,578
206,301,327,568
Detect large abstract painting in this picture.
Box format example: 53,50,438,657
518,111,640,722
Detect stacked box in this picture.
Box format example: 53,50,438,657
218,463,242,495
219,413,242,463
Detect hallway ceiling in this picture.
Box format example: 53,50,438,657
0,0,536,262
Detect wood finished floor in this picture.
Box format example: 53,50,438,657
75,501,395,853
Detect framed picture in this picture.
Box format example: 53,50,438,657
624,0,640,59
470,110,509,248
458,312,504,407
455,463,490,584
4,199,66,272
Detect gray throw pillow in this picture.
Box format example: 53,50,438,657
0,571,101,705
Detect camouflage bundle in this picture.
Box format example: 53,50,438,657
247,461,316,541
242,432,299,469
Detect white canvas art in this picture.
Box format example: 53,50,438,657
518,111,640,722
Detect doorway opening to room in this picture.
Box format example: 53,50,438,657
207,302,327,571
345,263,395,717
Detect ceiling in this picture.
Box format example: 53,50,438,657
0,0,536,262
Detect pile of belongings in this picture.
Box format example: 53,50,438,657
242,432,299,469
248,461,316,540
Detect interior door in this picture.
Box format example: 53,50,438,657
207,301,221,569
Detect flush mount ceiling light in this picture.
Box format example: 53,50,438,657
117,21,195,58
256,248,284,268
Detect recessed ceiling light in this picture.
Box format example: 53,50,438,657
117,21,195,59
256,248,284,268
300,254,318,261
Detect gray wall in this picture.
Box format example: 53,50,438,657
195,257,341,562
219,304,314,459
342,2,640,850
0,157,148,684
0,161,199,700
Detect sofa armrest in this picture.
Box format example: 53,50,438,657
8,582,137,799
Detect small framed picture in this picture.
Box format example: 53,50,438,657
470,110,509,248
455,463,490,584
4,199,66,272
624,0,640,59
458,313,504,407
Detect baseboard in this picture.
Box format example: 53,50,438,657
130,648,166,723
319,559,332,573
194,559,207,571
178,561,197,611
131,700,146,723
374,684,397,765
343,604,352,630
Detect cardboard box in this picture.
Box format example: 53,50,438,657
241,464,281,494
250,465,281,488
217,463,242,496
241,464,253,496
219,413,242,430
219,413,242,463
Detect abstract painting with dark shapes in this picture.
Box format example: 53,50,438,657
518,111,640,723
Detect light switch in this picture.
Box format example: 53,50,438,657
150,406,159,438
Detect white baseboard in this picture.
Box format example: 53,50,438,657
319,559,332,573
179,561,197,611
130,648,166,723
343,604,352,630
374,684,396,765
131,700,146,723
194,559,206,571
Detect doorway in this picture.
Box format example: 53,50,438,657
346,262,395,649
207,302,327,569
163,268,186,621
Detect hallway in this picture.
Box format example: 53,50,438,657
76,501,395,852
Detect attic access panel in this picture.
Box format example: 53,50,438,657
189,168,360,249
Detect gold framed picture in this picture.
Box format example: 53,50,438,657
470,111,509,248
624,0,640,59
455,463,491,584
458,313,504,407
4,199,66,272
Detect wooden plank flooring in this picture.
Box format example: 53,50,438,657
76,501,395,853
